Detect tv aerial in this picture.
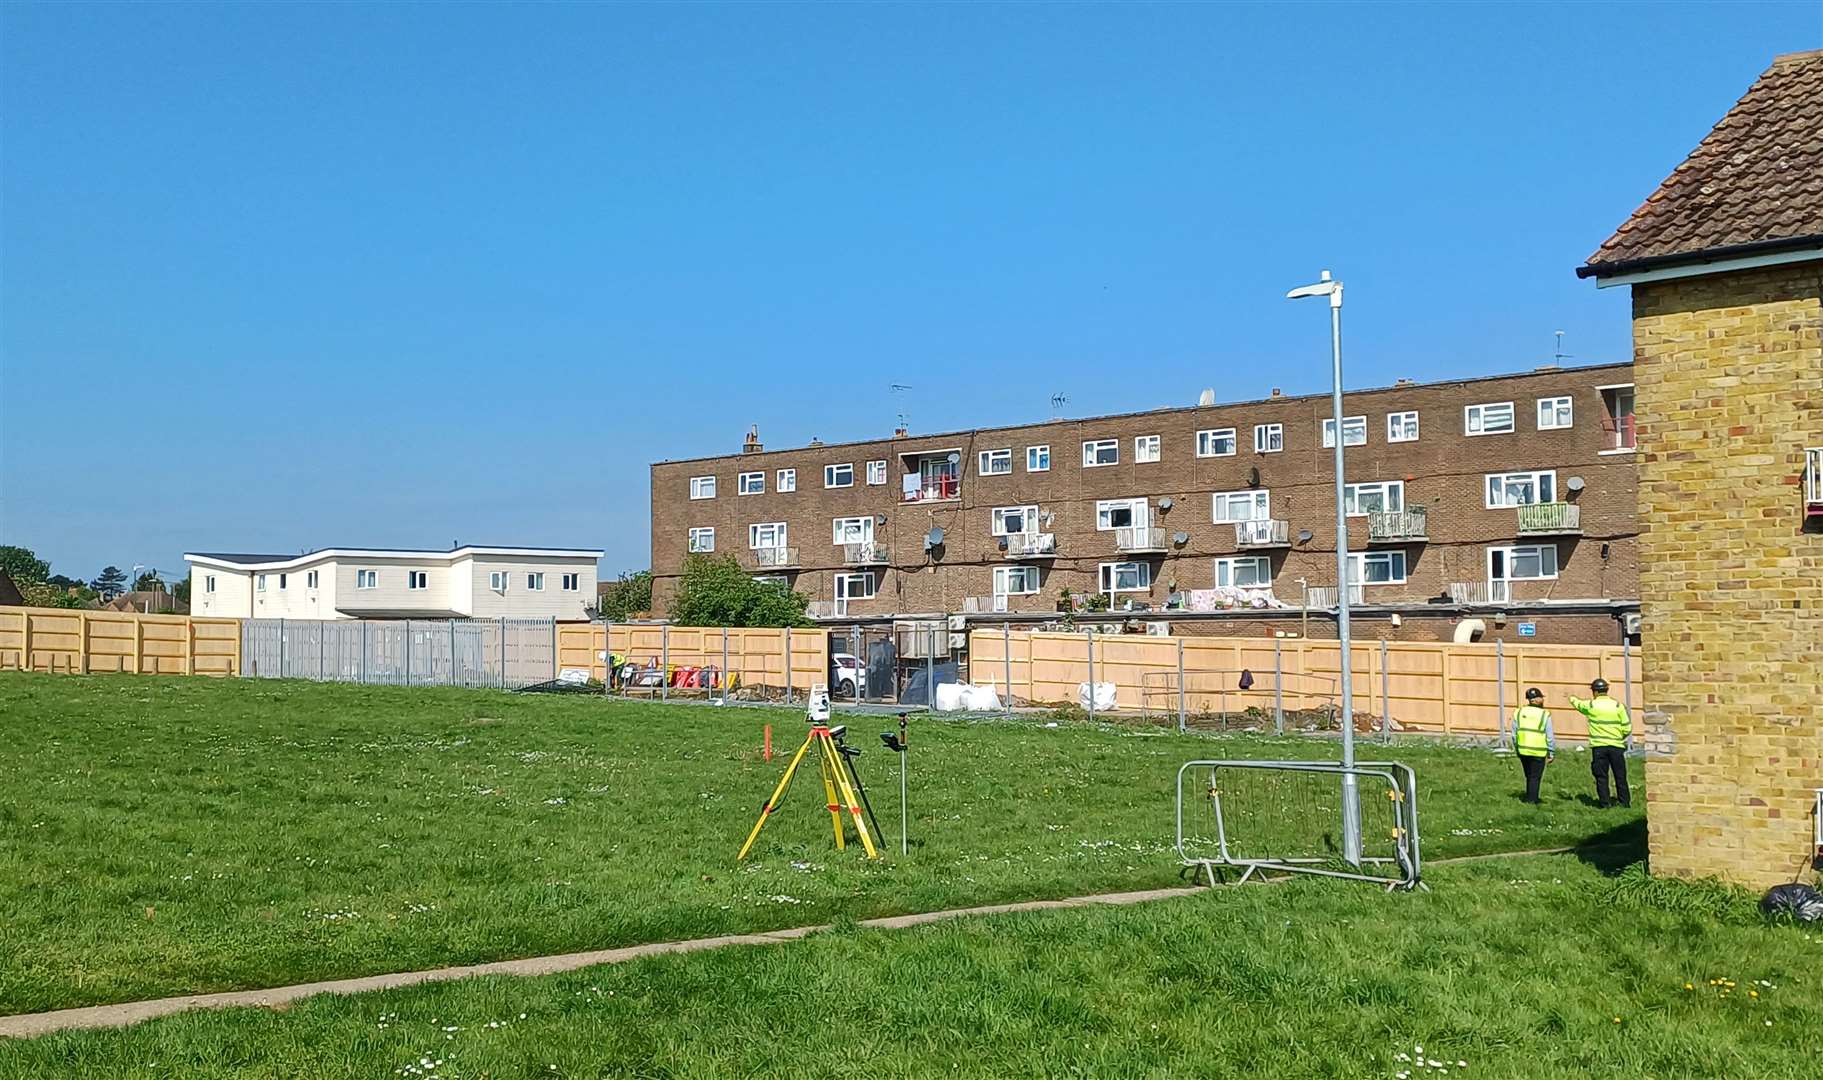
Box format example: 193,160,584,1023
1050,392,1069,419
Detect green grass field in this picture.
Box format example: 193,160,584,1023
0,674,1647,1017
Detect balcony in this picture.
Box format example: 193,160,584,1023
1115,526,1167,554
1515,502,1581,535
901,475,960,503
1233,519,1291,549
1003,532,1057,559
843,542,889,567
1367,509,1428,543
1304,584,1364,609
753,546,799,569
1602,413,1637,452
1448,581,1501,605
963,595,1011,614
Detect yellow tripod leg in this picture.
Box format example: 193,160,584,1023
737,731,816,861
824,733,880,859
818,740,845,850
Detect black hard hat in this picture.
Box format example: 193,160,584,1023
1525,687,1544,701
1590,677,1609,693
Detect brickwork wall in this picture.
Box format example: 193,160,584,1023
1631,262,1823,887
651,364,1639,642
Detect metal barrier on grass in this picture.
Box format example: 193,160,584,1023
1175,759,1422,891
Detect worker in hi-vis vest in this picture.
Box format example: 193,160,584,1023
1512,687,1555,805
1570,677,1632,808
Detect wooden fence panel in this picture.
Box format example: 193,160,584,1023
553,624,828,694
0,607,243,677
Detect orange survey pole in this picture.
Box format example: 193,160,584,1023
763,724,773,761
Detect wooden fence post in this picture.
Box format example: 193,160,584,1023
185,618,196,676
233,621,244,677
77,612,89,674
1440,644,1454,734
132,617,144,675
20,610,32,672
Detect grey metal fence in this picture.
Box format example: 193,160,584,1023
241,618,557,689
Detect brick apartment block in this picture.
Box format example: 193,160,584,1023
650,362,1641,644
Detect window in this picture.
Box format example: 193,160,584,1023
1134,435,1161,463
1196,429,1237,457
277,573,287,590
1082,439,1118,467
562,573,579,591
978,449,1012,476
408,571,428,590
1465,402,1515,436
824,463,854,488
1491,544,1559,581
777,468,797,492
832,516,874,545
256,574,267,592
1343,480,1405,516
1387,411,1419,443
1485,470,1557,508
688,527,715,553
1095,498,1147,530
994,565,1041,595
1346,551,1408,586
1537,397,1573,430
866,460,887,485
835,571,877,599
738,471,765,495
749,522,788,549
1321,416,1368,447
356,569,377,590
526,572,544,591
1098,561,1151,593
753,575,788,587
306,570,318,589
1212,489,1270,523
490,570,509,590
205,575,216,594
1599,385,1636,451
690,476,716,499
992,505,1040,535
1026,445,1050,472
1214,556,1272,589
1254,424,1283,454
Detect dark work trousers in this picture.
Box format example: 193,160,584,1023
1591,745,1630,807
1519,754,1547,804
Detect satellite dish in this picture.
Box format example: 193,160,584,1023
1158,497,1174,511
946,452,961,465
1172,531,1190,546
874,514,887,526
1248,466,1261,487
1197,388,1216,407
997,536,1009,551
1297,529,1314,543
926,527,945,547
1040,510,1055,526
1565,476,1586,493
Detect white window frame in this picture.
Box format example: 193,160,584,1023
1098,561,1151,593
993,565,1041,596
978,448,1013,476
865,460,887,485
1095,497,1148,531
688,527,716,553
824,463,854,488
991,505,1040,536
738,471,765,495
1253,424,1283,454
749,522,788,550
277,573,287,590
489,570,509,591
407,570,428,591
562,573,579,591
305,570,318,590
690,475,716,499
1387,411,1419,443
832,516,874,545
777,468,797,492
1321,416,1368,448
1489,543,1559,583
1465,401,1515,436
835,571,877,600
1212,489,1270,523
1485,470,1557,508
1343,480,1405,516
1346,550,1408,586
256,574,267,592
1196,429,1237,457
1134,435,1161,463
1214,556,1272,589
1537,396,1573,430
1026,445,1050,472
205,575,216,594
356,569,377,590
526,572,544,591
1082,439,1119,467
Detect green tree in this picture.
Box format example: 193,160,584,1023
669,554,810,628
20,582,88,608
173,576,191,606
0,545,50,585
594,569,653,621
91,566,128,600
134,571,166,592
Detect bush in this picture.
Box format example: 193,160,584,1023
669,554,811,628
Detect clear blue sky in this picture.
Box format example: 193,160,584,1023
2,2,1816,583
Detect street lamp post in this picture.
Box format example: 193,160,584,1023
1286,270,1361,866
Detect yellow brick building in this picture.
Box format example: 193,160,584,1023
1580,51,1822,886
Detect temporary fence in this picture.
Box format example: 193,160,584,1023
968,628,1643,741
240,618,559,688
556,623,829,702
0,606,240,676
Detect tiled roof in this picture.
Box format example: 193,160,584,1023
1580,50,1823,277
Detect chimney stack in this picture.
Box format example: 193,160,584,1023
742,425,763,454
894,424,909,438
1269,387,1283,398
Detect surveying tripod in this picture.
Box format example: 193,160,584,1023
738,685,881,860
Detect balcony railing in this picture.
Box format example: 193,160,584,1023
963,595,1012,614
1115,526,1167,554
1602,414,1637,451
842,542,889,566
1515,502,1581,535
1304,584,1364,609
1367,508,1428,543
1448,581,1503,605
1003,532,1057,559
1807,447,1823,510
1234,519,1290,548
753,546,799,569
806,599,843,619
901,475,961,503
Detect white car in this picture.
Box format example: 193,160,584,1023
831,653,863,697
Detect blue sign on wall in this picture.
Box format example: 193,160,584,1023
1517,622,1537,637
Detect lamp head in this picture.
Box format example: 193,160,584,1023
1286,270,1343,308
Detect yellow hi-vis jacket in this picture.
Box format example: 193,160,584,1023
1570,694,1631,748
1513,705,1555,757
